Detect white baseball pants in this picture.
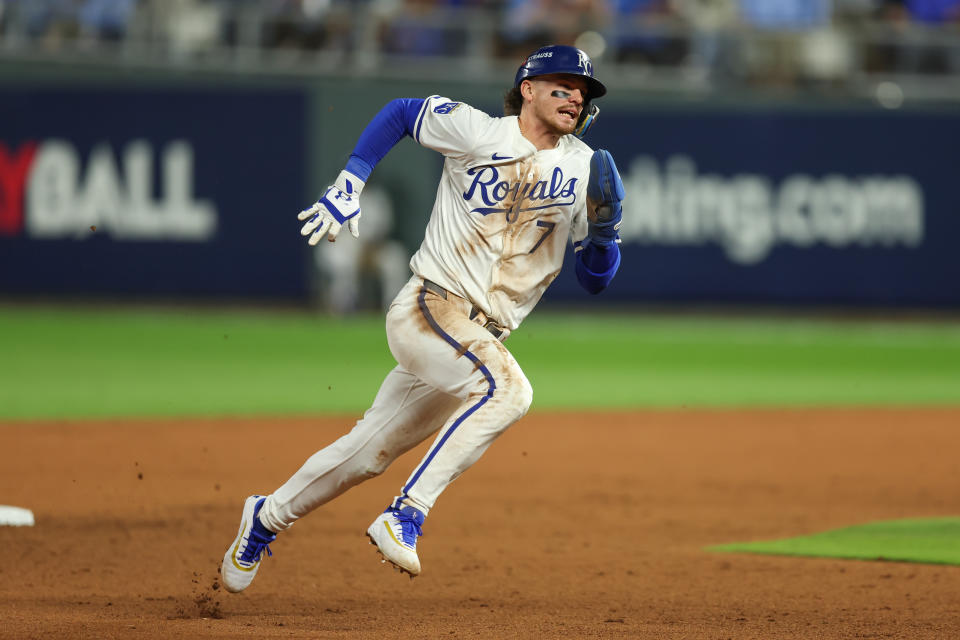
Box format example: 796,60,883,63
258,276,532,532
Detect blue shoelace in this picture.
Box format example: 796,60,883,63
240,526,275,563
394,509,424,545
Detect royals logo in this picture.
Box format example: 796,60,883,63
463,166,577,217
577,51,592,75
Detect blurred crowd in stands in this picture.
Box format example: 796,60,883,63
1,0,958,82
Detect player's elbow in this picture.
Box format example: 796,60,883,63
575,250,620,294
579,275,610,295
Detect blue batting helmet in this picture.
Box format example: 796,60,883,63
514,45,607,100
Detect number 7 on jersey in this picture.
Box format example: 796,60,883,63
529,220,557,254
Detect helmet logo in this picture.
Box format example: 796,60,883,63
577,51,592,75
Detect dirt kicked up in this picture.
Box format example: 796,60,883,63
2,408,959,639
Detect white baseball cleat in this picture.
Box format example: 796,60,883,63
221,495,276,593
366,505,425,577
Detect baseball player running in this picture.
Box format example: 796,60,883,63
221,45,624,592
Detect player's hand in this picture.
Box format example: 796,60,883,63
586,149,624,246
298,170,365,244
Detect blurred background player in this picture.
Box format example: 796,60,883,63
220,44,624,590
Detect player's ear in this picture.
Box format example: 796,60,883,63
520,79,535,102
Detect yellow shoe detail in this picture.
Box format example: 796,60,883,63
384,520,412,549
230,522,258,572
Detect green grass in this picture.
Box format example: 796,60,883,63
508,313,960,409
708,518,960,566
2,306,959,419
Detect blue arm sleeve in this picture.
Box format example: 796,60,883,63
343,98,425,181
575,239,621,295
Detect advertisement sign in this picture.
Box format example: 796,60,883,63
0,88,307,298
547,109,960,307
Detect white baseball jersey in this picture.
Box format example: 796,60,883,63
408,95,592,331
254,96,603,540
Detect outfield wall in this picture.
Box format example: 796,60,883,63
0,86,308,299
1,68,958,308
547,107,960,308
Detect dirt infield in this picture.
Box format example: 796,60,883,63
2,408,959,639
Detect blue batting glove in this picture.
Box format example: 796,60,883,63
586,149,624,246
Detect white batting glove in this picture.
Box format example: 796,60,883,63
298,170,365,244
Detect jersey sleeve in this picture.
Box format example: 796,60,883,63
345,98,424,181
412,96,495,158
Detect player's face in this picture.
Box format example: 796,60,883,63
527,75,588,136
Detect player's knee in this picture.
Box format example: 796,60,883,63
360,463,385,478
360,466,384,479
501,376,533,420
517,378,534,415
362,446,396,477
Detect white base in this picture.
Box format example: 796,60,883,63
0,505,35,527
